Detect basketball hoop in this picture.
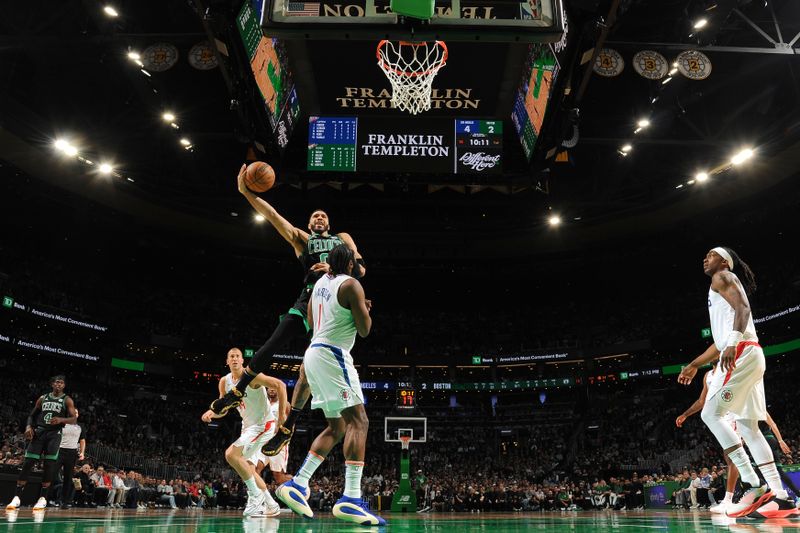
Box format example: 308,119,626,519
376,40,448,115
399,435,412,450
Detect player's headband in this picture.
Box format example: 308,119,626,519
712,247,734,270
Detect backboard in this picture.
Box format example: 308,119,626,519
261,0,564,43
385,416,427,443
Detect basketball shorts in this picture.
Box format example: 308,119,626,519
281,285,312,332
304,343,364,418
706,342,766,421
26,428,62,461
268,443,289,473
234,421,277,466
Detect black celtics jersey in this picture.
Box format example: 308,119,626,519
300,233,344,286
36,393,68,430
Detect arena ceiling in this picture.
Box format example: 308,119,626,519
1,0,799,255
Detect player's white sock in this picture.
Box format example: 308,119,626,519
758,462,788,498
263,489,278,506
727,447,760,486
294,451,324,488
243,476,260,495
724,491,734,503
344,460,364,499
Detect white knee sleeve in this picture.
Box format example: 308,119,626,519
701,403,741,450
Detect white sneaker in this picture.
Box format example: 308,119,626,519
243,490,267,517
5,496,20,511
33,497,47,511
264,501,281,517
710,500,731,514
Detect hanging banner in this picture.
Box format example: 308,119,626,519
593,48,624,77
632,50,668,80
676,50,712,80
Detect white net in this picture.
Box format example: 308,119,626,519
376,40,448,115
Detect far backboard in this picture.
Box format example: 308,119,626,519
262,0,565,43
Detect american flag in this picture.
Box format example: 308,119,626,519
286,2,320,16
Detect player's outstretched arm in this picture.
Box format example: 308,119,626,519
678,343,720,385
341,279,371,337
676,371,711,427
236,164,309,255
201,378,229,423
765,412,791,455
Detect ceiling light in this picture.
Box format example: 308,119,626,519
637,118,650,128
170,123,179,129
99,163,113,175
675,184,684,189
127,51,140,60
126,177,134,182
669,67,678,76
651,97,658,104
180,138,191,146
672,62,678,68
695,172,709,182
162,112,175,122
731,148,753,165
255,214,265,223
621,144,633,153
662,77,672,85
693,18,708,29
64,145,78,156
634,127,642,134
687,179,695,185
140,69,151,77
54,139,69,151
103,5,119,17
548,215,561,226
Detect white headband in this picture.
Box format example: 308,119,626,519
712,247,734,270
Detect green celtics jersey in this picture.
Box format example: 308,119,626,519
36,393,68,430
301,233,344,285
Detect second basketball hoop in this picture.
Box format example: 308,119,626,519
376,40,448,115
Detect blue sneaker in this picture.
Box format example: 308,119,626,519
332,495,387,526
276,480,313,519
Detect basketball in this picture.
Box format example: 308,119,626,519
244,162,275,193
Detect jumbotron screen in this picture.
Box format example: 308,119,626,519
307,116,502,174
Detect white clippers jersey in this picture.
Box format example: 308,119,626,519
708,282,757,352
310,273,358,351
224,373,272,429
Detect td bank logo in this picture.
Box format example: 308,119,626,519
2,296,13,309
471,356,481,365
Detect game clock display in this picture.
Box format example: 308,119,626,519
307,117,502,174
396,388,416,409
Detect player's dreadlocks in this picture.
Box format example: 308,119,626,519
722,246,757,294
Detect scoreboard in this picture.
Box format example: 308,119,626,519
307,117,502,174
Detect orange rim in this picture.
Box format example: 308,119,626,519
376,40,448,77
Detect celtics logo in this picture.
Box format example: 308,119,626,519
721,389,733,403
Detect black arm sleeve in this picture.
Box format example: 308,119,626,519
353,258,366,279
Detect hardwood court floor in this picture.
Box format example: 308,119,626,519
2,508,799,532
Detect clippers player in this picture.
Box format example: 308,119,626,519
678,247,798,518
276,245,386,526
202,348,287,518
211,166,365,452
5,375,77,512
